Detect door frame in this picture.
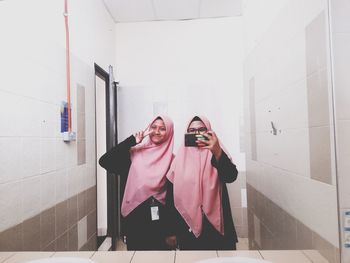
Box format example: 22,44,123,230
94,63,118,250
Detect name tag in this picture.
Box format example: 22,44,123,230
151,206,159,221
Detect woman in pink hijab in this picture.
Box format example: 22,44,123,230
165,116,238,250
99,115,174,250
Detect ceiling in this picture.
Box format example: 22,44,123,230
103,0,242,23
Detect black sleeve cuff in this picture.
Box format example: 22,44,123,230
211,150,229,168
126,135,137,147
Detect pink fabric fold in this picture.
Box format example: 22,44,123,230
121,115,174,217
167,116,229,237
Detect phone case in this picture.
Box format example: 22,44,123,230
184,133,208,147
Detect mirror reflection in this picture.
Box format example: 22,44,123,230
0,0,344,263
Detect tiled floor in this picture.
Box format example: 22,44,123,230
114,238,249,251
237,238,249,250
0,250,331,263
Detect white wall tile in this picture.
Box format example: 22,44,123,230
307,70,331,127
40,171,56,211
85,164,97,190
253,214,261,247
303,0,328,27
333,33,350,120
55,169,68,204
244,0,338,248
55,139,67,170
0,138,22,184
309,126,332,184
0,0,114,231
40,103,59,138
0,181,22,232
330,0,350,33
21,138,41,179
40,138,56,174
305,10,328,76
22,176,41,220
336,120,350,157
277,80,308,130
77,216,87,249
66,141,78,168
336,120,350,208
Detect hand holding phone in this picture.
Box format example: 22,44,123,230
184,133,209,147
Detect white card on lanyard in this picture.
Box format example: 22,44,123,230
151,206,159,221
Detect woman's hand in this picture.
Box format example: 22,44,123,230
165,235,177,249
134,130,151,144
196,131,223,161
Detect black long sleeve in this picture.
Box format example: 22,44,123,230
165,151,239,245
211,151,238,183
98,135,136,175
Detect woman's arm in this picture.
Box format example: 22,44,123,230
98,135,136,175
211,151,238,183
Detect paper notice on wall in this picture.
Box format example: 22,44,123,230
153,101,168,116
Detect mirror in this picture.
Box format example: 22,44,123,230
0,0,341,262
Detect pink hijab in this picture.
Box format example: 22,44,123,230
167,116,229,237
121,115,174,217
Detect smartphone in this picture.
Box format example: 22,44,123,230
184,133,208,147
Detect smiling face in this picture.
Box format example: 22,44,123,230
149,118,167,145
187,120,208,134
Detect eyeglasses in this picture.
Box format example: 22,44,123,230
187,127,208,133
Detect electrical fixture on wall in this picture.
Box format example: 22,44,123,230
61,0,76,142
61,101,76,142
344,211,350,248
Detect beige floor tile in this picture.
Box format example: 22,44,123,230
52,252,95,259
115,240,127,251
259,250,312,263
0,253,15,263
2,252,55,263
237,238,249,250
91,251,134,263
302,250,330,263
175,251,217,263
217,250,263,259
132,251,175,263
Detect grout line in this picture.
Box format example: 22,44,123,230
257,250,264,259
150,0,158,20
89,250,96,259
0,253,16,263
301,250,315,263
129,251,136,263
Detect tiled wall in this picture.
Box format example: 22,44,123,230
227,172,248,238
329,0,350,262
247,184,340,263
0,186,96,251
77,84,86,166
0,0,115,252
243,0,340,260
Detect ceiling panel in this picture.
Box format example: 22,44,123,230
103,0,155,22
200,0,242,18
103,0,242,23
152,0,200,20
